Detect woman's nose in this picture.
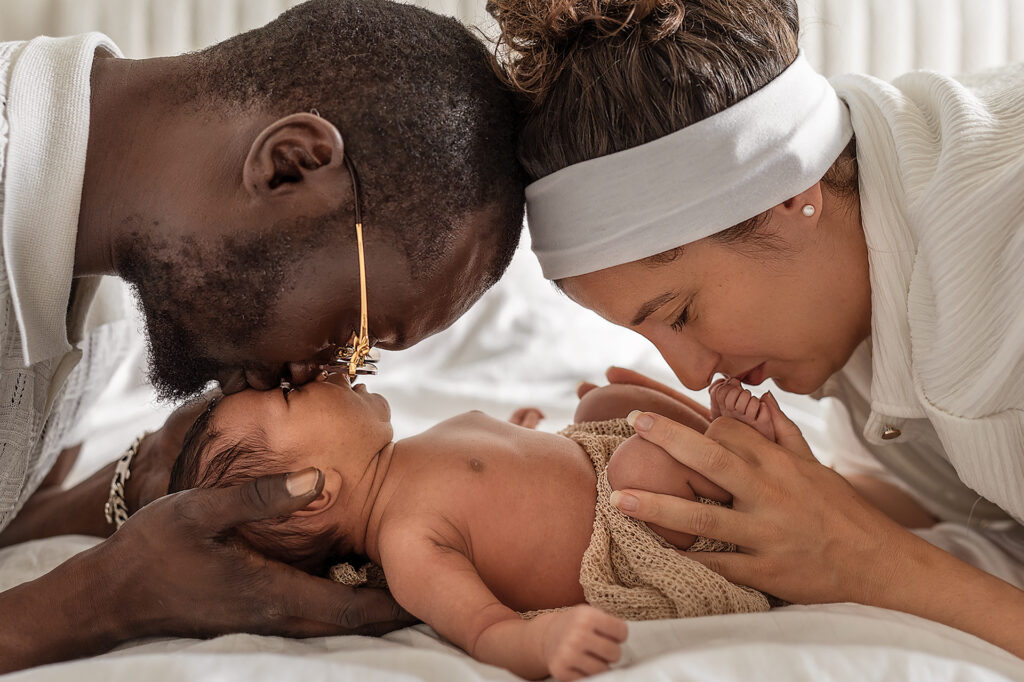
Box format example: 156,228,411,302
656,336,718,391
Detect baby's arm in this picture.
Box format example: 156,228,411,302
379,525,627,681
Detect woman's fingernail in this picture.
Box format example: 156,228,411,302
610,490,639,513
626,410,654,431
286,467,322,497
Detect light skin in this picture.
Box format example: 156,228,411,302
199,372,771,681
0,45,507,672
560,186,872,396
560,184,1024,659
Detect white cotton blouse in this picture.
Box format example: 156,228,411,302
0,33,132,531
817,64,1024,527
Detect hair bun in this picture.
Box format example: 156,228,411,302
488,0,685,104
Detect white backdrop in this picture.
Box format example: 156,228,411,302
4,0,1024,72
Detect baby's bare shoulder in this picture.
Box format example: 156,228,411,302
378,510,470,563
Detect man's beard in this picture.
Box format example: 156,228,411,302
115,210,338,401
117,230,290,402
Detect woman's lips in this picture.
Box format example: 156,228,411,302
739,363,767,386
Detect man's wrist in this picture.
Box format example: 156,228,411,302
0,539,138,673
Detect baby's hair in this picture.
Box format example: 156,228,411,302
169,398,348,574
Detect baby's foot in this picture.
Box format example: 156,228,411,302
709,378,776,442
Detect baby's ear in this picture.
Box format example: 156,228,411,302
292,468,343,517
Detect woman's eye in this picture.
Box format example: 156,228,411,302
670,306,690,332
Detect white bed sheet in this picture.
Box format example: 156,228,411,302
1,535,1022,682
5,238,1023,681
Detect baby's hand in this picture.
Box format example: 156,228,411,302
541,605,627,681
709,378,776,442
509,407,545,429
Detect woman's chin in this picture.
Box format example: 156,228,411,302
772,373,824,396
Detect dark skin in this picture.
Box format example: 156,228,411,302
0,50,503,674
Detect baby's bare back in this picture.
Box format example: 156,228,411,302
380,412,598,612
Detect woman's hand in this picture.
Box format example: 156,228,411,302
611,401,915,605
611,400,1024,659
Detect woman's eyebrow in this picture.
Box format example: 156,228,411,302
631,292,677,326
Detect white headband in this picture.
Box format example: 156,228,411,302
525,53,853,280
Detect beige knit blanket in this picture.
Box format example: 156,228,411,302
331,418,769,619
562,419,769,619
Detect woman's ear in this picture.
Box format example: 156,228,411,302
292,467,343,517
777,181,824,225
241,112,346,199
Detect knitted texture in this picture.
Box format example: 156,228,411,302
330,561,387,589
0,36,131,532
563,419,769,619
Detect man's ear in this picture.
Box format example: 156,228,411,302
242,112,345,199
292,467,343,517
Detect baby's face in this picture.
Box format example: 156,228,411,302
211,372,393,473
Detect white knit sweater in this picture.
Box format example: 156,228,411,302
0,34,132,531
822,65,1024,526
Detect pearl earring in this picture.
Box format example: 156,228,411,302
801,204,816,217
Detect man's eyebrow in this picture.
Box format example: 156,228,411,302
630,292,677,327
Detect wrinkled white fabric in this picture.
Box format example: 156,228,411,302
3,534,1023,682
818,64,1024,526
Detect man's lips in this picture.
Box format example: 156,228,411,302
220,361,323,395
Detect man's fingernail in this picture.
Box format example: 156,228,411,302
626,410,654,431
286,467,321,497
610,491,639,513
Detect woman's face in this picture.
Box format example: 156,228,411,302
560,214,872,395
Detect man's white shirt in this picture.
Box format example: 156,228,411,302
0,33,133,531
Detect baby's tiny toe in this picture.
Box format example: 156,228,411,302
724,389,738,411
745,397,760,420
736,389,753,413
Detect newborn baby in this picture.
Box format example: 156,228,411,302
169,374,780,681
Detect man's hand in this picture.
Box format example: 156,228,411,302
0,397,215,548
126,393,218,513
115,468,414,638
0,468,414,674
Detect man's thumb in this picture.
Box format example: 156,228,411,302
204,468,324,531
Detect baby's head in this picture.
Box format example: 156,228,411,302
168,372,393,573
